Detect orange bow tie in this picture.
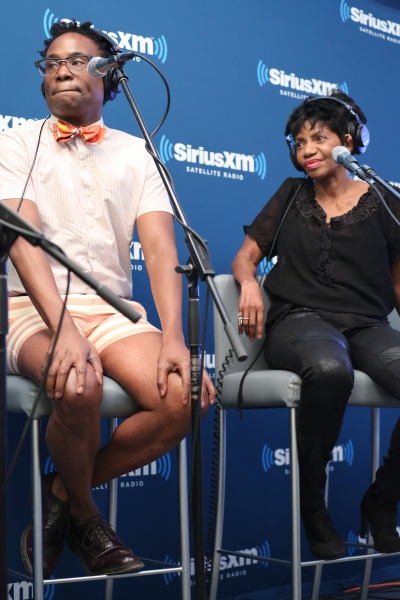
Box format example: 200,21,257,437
53,119,106,145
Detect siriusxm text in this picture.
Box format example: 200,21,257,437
174,144,255,172
350,8,400,35
268,69,339,96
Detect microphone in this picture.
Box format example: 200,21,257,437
332,146,367,181
87,52,136,77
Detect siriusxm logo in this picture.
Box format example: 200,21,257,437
262,440,354,472
120,452,172,484
0,115,36,133
43,9,168,62
203,353,215,370
43,8,58,37
8,580,55,600
46,453,172,491
159,136,267,180
347,530,366,557
257,61,348,97
130,241,144,271
258,257,276,276
340,0,400,35
348,525,400,556
163,540,271,585
44,456,56,475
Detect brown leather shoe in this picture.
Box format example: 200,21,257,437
21,471,69,577
67,514,145,575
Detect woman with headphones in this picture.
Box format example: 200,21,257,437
232,90,400,560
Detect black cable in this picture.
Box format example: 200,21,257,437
143,141,210,254
132,53,171,138
204,178,306,591
368,181,400,229
189,286,210,510
16,116,50,213
130,54,211,256
2,115,72,501
1,270,71,501
204,348,234,593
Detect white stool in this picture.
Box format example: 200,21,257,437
7,374,191,600
209,274,400,600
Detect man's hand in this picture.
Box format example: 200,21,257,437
40,324,103,399
157,339,215,407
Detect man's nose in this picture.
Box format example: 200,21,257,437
56,62,74,79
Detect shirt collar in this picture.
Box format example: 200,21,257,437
48,114,105,129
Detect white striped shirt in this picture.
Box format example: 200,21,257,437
0,115,172,297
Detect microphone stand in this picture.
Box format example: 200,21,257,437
361,164,400,203
113,67,247,599
0,203,143,600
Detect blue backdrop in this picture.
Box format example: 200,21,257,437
4,0,400,598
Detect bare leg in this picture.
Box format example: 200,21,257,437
92,332,194,486
17,329,102,521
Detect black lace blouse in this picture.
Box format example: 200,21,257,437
244,177,400,332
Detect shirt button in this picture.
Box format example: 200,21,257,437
89,222,93,228
90,253,96,259
85,191,92,197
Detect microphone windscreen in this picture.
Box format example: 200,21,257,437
332,146,350,164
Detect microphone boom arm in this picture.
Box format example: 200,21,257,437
361,165,400,203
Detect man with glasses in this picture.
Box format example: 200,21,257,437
0,19,214,578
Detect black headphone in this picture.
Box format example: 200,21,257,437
285,96,370,172
41,26,121,104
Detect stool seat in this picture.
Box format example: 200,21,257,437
220,368,400,410
209,274,400,600
7,373,190,600
6,374,141,418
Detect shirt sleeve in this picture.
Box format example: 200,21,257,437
136,147,173,218
244,177,299,257
0,129,37,203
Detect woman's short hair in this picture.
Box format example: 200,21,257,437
285,89,367,147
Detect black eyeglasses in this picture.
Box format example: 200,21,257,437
34,54,93,76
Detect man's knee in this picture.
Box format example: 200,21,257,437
52,370,102,423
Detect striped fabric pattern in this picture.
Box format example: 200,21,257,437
0,115,173,298
7,294,159,374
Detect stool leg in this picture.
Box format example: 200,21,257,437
310,466,330,600
209,409,226,600
32,418,44,600
104,418,118,600
290,406,302,600
360,407,380,600
178,438,190,600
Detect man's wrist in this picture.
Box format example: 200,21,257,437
161,331,185,344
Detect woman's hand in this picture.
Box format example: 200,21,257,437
238,279,265,341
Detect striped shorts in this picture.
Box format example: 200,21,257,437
7,294,160,375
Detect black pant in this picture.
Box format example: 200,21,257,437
264,312,400,513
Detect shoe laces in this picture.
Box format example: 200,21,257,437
80,520,121,550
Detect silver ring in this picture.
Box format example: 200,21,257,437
242,318,250,321
238,313,243,326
